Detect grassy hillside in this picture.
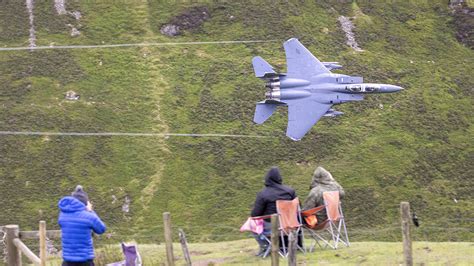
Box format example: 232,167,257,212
0,0,472,245
47,240,474,265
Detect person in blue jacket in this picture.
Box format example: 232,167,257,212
58,185,106,266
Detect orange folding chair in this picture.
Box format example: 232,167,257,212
301,191,350,251
276,197,305,256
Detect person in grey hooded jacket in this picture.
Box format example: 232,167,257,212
302,166,345,222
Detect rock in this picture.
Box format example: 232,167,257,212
54,0,67,15
70,27,80,37
70,11,82,20
449,0,465,9
122,196,131,213
160,24,180,36
65,90,80,101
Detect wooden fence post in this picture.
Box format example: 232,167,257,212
163,212,175,266
288,230,297,266
178,229,192,266
271,214,279,266
39,221,46,266
5,225,21,266
400,202,413,266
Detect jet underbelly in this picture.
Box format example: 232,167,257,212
312,92,364,104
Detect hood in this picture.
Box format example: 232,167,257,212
71,185,89,205
58,196,86,213
310,166,336,188
264,167,283,186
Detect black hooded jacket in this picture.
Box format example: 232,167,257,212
251,167,297,217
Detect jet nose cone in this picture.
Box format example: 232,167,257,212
382,85,404,93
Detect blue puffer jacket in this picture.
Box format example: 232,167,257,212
58,196,106,262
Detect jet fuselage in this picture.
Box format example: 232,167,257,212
252,38,403,140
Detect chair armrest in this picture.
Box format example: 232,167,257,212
300,205,325,217
251,214,275,220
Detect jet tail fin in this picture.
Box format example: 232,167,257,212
254,102,278,124
252,56,276,78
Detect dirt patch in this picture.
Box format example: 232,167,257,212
160,6,210,36
192,257,229,266
190,250,212,256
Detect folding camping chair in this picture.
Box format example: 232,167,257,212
245,197,304,258
106,242,142,266
276,197,305,257
301,191,349,251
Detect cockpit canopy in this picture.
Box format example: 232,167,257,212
346,84,380,93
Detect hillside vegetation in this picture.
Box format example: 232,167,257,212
0,0,472,244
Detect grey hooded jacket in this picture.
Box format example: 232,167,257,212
302,167,345,221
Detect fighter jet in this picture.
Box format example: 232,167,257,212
252,38,403,141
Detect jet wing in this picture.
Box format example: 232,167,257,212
283,38,330,79
286,100,332,141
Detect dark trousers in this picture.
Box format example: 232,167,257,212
253,221,272,248
254,221,303,249
62,260,94,266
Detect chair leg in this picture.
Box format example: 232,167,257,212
327,223,337,249
262,245,271,258
304,229,316,252
297,228,305,253
339,205,350,247
260,235,272,258
334,221,343,249
307,228,333,250
342,220,350,247
280,233,287,257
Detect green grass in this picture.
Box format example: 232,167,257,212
0,0,472,244
44,240,474,265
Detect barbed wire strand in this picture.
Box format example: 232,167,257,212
0,131,273,139
0,40,278,52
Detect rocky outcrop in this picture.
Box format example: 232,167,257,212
160,6,210,37
54,0,82,37
338,16,363,52
449,0,473,48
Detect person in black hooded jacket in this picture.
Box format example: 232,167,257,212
251,167,296,256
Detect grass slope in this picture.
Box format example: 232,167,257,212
0,0,472,244
46,240,474,265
